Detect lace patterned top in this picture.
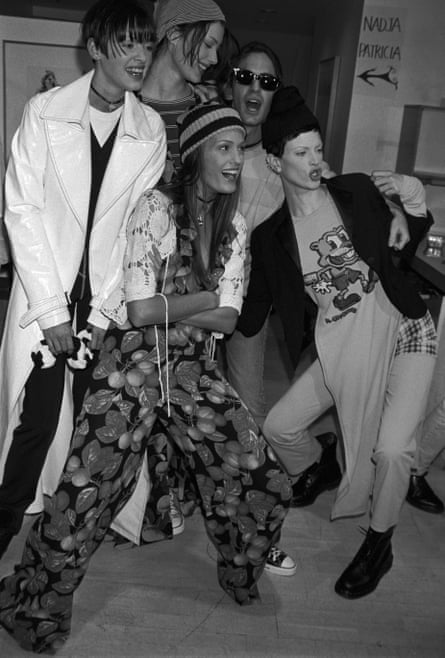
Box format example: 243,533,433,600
103,189,247,325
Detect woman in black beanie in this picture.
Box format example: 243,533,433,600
239,85,437,599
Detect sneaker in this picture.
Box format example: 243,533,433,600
169,489,185,536
206,542,297,576
265,545,297,576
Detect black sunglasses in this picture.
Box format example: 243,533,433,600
232,67,281,92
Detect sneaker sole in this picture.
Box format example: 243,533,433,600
265,563,297,577
207,542,296,576
172,522,185,536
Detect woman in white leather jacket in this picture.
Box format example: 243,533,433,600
0,0,166,559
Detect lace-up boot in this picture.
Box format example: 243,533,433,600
335,527,394,599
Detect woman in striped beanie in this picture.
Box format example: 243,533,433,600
130,0,231,546
0,102,292,652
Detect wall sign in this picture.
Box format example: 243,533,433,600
355,6,407,97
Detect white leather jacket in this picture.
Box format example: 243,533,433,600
4,70,166,331
0,71,166,501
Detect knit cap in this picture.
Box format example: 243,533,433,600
156,0,225,42
262,85,320,153
178,102,245,162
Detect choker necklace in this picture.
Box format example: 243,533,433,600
245,138,262,149
91,84,125,110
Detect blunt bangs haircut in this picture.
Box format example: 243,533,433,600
81,0,155,57
232,41,283,82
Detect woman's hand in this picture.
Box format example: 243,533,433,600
87,325,107,351
43,321,74,356
371,170,404,197
184,305,239,335
388,208,410,250
321,161,336,178
371,170,412,249
192,83,220,103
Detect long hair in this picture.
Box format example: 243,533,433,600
201,27,240,102
160,148,240,287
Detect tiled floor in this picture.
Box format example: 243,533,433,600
1,316,445,657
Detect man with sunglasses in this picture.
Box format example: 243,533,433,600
226,44,329,418
225,42,285,429
224,43,341,533
232,66,282,92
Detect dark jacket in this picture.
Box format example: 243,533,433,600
237,173,433,368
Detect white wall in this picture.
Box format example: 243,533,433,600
0,16,85,161
343,0,445,174
307,0,365,174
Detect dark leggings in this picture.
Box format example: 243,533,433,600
0,296,96,531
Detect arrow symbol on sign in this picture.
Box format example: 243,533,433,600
358,66,398,89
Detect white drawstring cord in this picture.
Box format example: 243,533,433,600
208,333,217,362
161,255,169,292
207,331,223,362
155,292,171,417
155,256,171,416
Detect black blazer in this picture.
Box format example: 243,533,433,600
237,173,433,369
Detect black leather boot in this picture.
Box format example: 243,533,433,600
406,474,444,514
291,432,342,506
334,527,394,599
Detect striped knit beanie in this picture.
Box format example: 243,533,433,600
178,102,245,163
155,0,225,42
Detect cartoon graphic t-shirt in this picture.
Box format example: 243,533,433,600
295,192,380,324
292,189,402,500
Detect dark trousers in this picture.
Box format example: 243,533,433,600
0,298,97,532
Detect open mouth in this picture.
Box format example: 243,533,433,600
222,169,240,181
126,67,145,79
331,248,355,266
309,168,322,181
245,97,262,113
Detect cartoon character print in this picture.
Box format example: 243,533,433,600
304,225,378,321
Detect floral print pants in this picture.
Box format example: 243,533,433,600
0,325,291,653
